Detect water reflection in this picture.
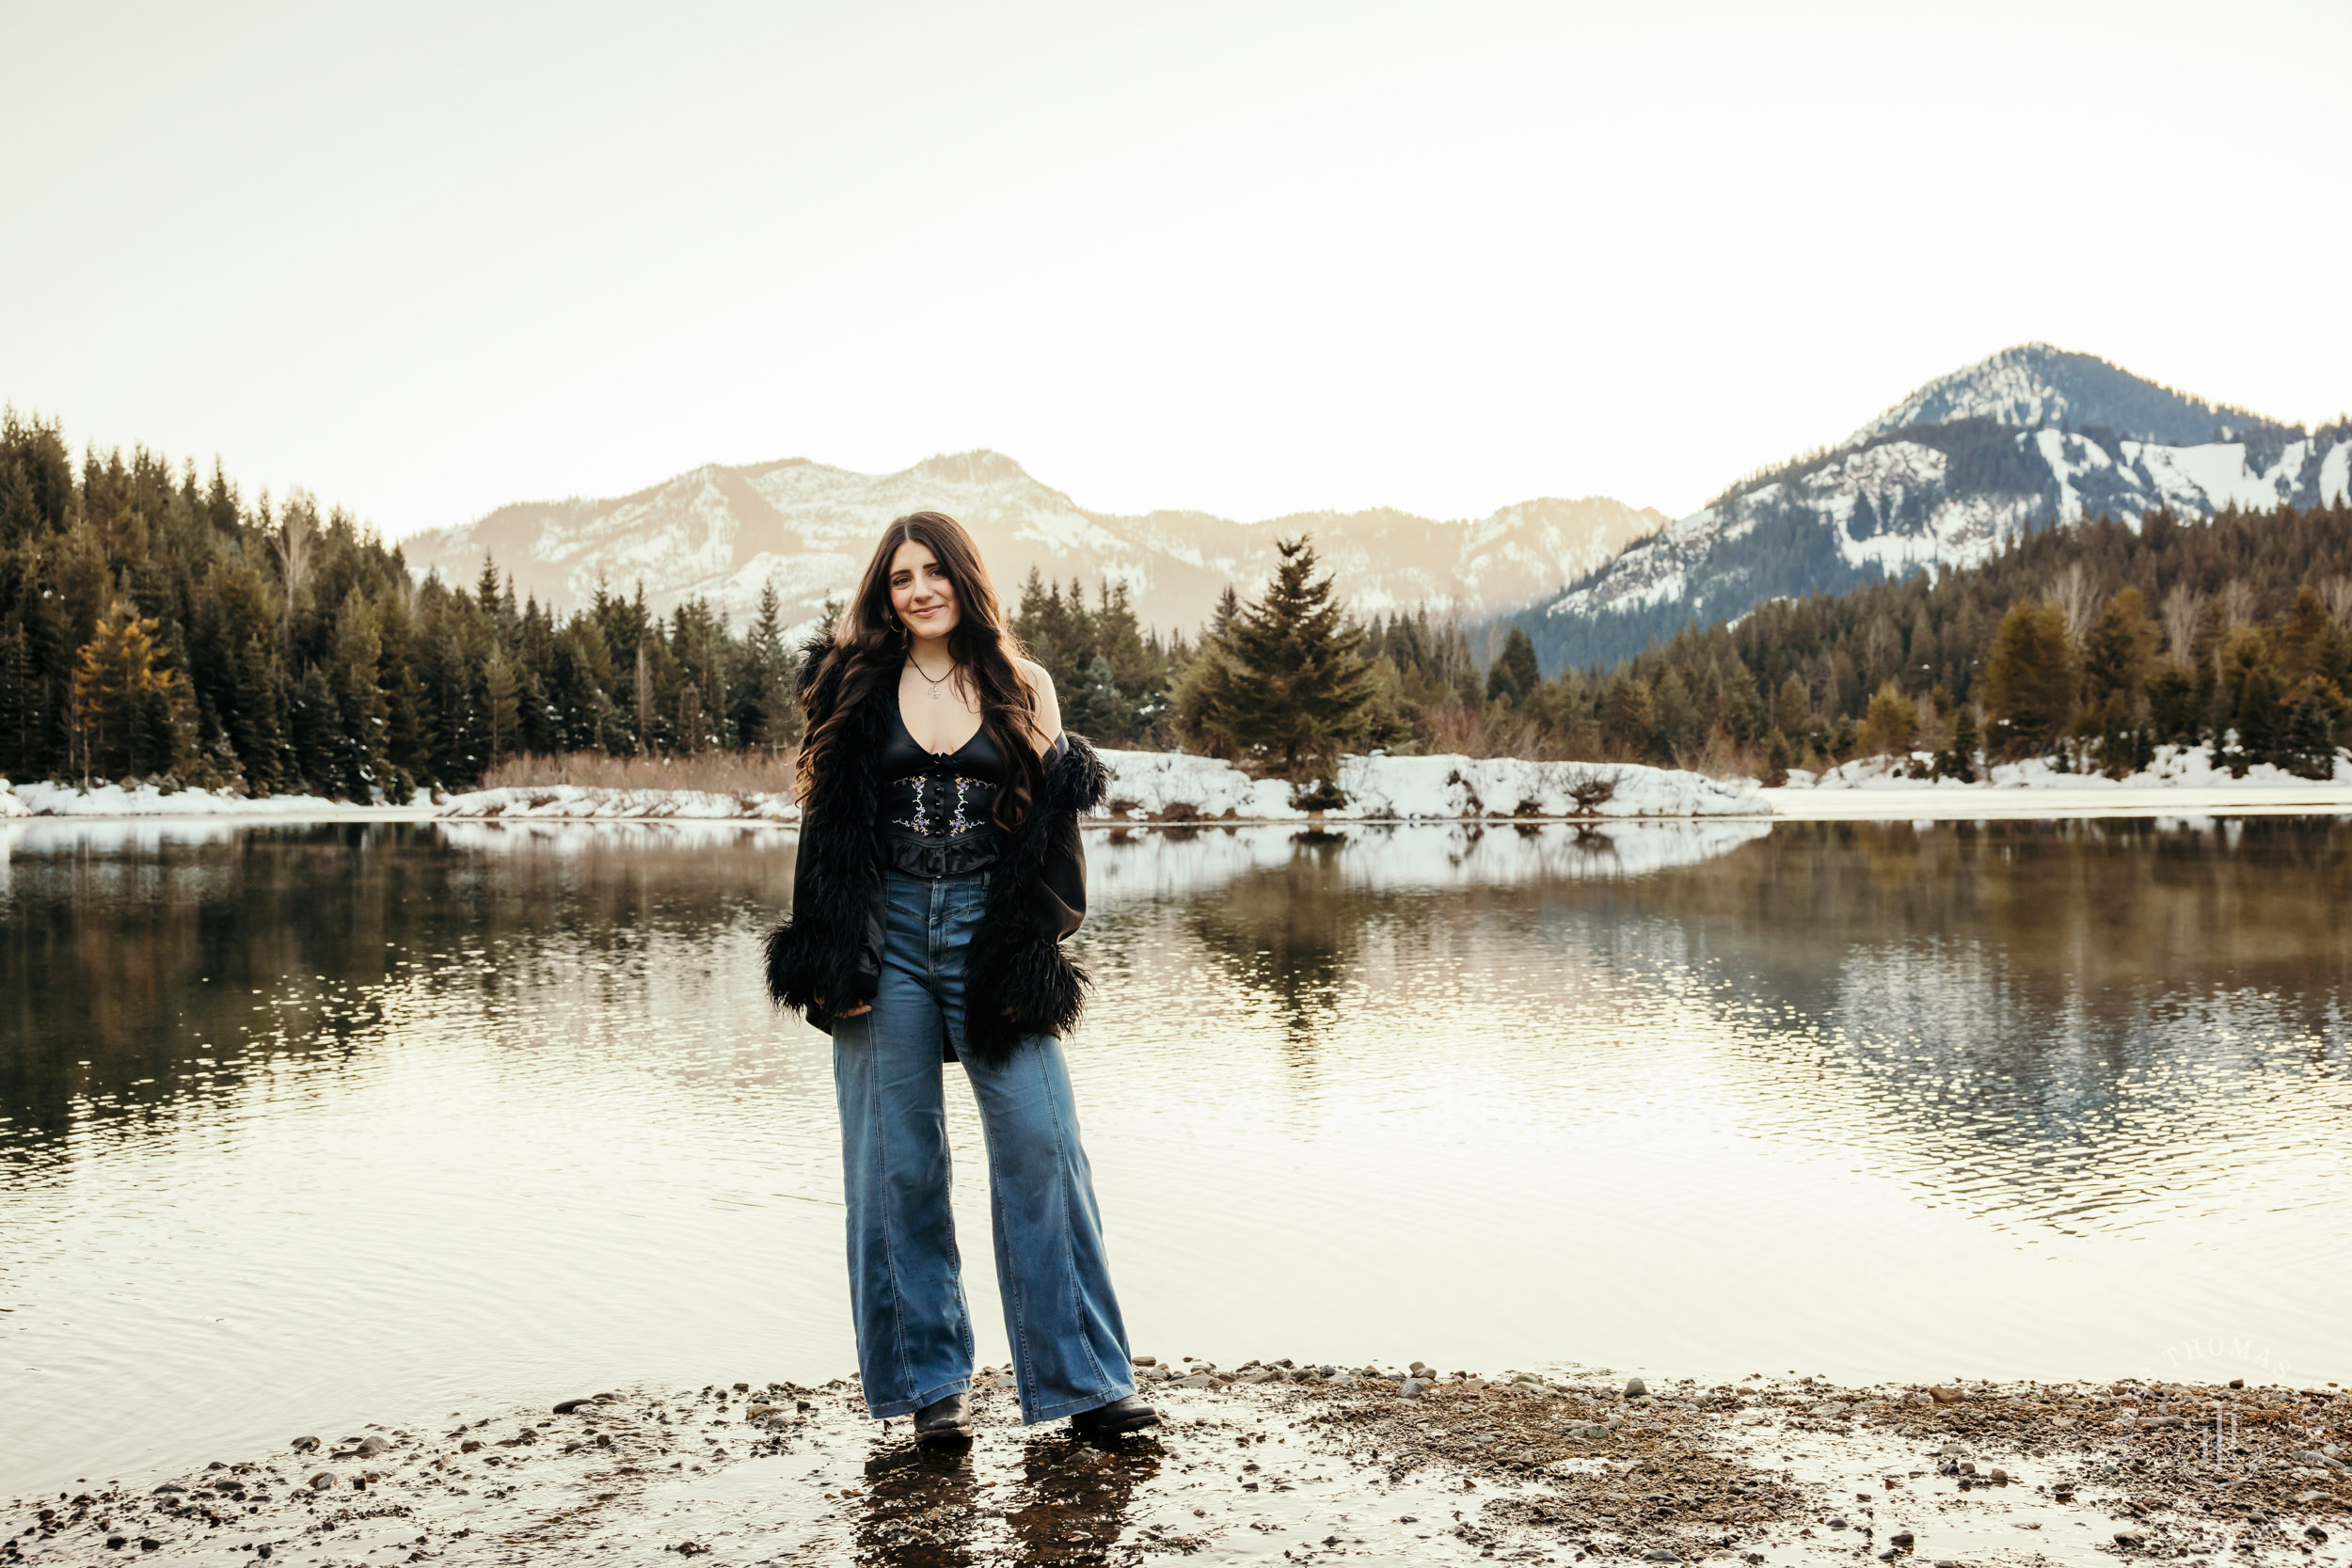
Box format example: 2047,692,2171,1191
1,816,2347,1499
0,820,793,1153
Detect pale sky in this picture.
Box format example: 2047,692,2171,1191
4,0,2348,538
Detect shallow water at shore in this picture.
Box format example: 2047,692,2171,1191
7,1371,2345,1567
3,818,2348,1500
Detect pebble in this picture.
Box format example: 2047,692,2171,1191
1891,1531,1915,1547
290,1435,319,1453
1625,1377,1647,1397
151,1481,186,1495
307,1472,335,1491
1827,1516,1849,1529
1643,1550,1680,1562
552,1397,598,1414
1928,1386,1963,1404
355,1434,389,1457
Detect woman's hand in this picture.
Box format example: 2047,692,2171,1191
818,996,873,1018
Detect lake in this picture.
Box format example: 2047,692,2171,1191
3,815,2347,1498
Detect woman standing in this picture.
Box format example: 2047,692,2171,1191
766,511,1155,1449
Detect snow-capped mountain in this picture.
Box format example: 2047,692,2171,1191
399,450,1667,636
1519,344,2352,670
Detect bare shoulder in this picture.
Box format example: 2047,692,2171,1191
1013,657,1062,751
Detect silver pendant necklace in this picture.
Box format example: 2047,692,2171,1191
909,657,956,702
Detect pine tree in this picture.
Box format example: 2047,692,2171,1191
0,611,46,779
1944,704,1979,782
1981,600,2077,756
1179,536,1376,794
2081,587,2157,705
733,579,794,749
72,607,183,781
1856,681,1920,758
483,650,520,768
1486,626,1539,706
326,591,395,798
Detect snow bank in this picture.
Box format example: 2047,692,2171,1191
6,781,425,816
437,784,801,822
0,781,29,818
1094,750,1764,819
1788,744,2352,792
425,754,1763,823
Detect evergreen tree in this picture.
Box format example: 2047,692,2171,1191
1945,704,1979,782
1177,536,1376,792
2081,587,2157,705
1981,600,2077,756
72,608,186,781
1856,681,1920,757
1486,626,1539,706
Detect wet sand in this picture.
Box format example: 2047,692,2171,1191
7,1366,2346,1567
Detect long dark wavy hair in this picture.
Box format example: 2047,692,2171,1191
795,511,1047,829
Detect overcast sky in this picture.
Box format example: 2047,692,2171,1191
4,0,2348,538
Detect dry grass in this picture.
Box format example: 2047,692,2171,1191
477,750,800,795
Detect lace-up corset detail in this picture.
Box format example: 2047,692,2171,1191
876,699,1006,879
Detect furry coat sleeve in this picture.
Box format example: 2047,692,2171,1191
763,693,1109,1064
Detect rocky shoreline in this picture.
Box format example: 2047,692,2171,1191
6,1366,2345,1566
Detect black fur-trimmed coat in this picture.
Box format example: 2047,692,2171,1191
763,640,1108,1064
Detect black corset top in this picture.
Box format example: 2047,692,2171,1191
877,698,1007,879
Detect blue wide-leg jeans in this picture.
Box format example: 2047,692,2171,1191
830,869,1136,1425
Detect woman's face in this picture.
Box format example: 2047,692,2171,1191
887,540,961,641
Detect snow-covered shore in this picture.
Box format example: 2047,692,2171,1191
11,743,2352,824
1,755,1765,824
1768,745,2352,819
0,779,435,819
1091,751,1763,819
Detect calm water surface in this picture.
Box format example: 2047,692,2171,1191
3,816,2347,1496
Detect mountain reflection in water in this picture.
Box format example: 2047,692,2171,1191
0,816,2344,1497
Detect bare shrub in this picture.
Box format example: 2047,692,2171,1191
2160,584,2207,665
477,750,800,796
1423,701,1496,757
2321,576,2352,631
2045,562,2100,643
1677,729,1763,782
1563,765,1619,815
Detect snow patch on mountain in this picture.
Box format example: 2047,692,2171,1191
403,452,1669,637
1528,344,2351,665
1851,342,2279,447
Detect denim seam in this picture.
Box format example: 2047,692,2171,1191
1042,1038,1119,1412
860,1022,916,1407
986,1058,1040,1421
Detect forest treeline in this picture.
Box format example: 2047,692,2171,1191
1557,500,2352,781
6,407,2348,798
0,413,800,797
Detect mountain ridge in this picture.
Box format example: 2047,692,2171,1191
399,450,1670,638
1509,343,2352,672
